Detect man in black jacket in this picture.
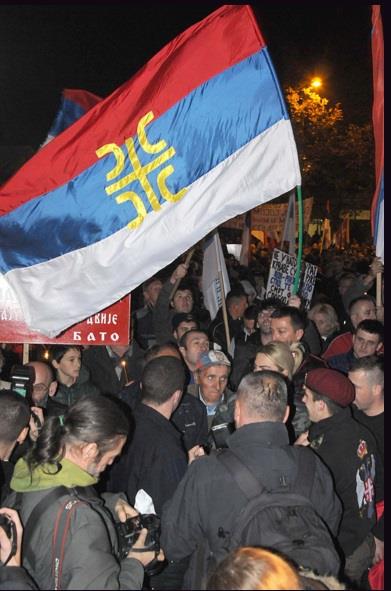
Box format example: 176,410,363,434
349,355,384,566
110,357,201,514
161,371,341,589
300,368,380,585
114,356,204,590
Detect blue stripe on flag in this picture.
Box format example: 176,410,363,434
48,97,87,137
0,48,287,272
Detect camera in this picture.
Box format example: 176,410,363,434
10,365,35,405
116,513,165,576
210,421,234,449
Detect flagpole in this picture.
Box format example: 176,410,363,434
214,231,231,352
22,343,30,364
292,185,303,295
376,272,382,308
169,247,196,301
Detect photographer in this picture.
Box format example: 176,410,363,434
4,393,163,590
0,507,37,589
0,391,31,503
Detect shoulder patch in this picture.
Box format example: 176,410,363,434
357,439,368,459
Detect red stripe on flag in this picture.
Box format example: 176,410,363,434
370,5,384,235
0,5,264,215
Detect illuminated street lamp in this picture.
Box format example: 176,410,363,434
310,76,322,89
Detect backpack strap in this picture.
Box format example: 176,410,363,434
217,449,265,499
22,486,71,542
21,486,87,591
52,493,88,590
217,446,317,501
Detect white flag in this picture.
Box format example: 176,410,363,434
202,231,230,320
281,190,296,255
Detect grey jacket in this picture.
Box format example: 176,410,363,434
5,487,143,590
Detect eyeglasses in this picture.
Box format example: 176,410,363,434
33,383,49,394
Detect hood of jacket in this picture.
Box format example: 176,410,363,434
10,457,97,492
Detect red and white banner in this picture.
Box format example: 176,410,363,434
0,276,130,345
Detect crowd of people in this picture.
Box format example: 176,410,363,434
0,240,384,590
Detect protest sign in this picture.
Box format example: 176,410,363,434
265,249,317,310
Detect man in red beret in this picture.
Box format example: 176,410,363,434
296,368,381,587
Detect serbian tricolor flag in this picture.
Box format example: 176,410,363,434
0,4,301,337
371,5,384,263
41,89,102,146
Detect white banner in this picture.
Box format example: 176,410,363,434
202,231,231,320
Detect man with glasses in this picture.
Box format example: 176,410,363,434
26,361,66,418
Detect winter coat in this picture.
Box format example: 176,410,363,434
161,421,342,589
5,458,144,590
53,365,100,407
0,566,37,590
109,403,188,516
308,408,378,556
328,348,356,374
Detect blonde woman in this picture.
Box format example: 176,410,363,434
254,341,303,380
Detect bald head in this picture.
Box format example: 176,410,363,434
349,296,376,329
26,361,57,406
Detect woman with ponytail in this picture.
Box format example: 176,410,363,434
4,394,162,590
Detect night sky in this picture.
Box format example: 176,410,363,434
0,4,374,149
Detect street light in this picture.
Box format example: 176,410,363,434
310,77,322,89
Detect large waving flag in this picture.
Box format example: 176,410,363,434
371,5,384,263
41,89,102,146
0,4,301,337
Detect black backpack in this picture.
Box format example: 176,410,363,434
213,447,340,578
